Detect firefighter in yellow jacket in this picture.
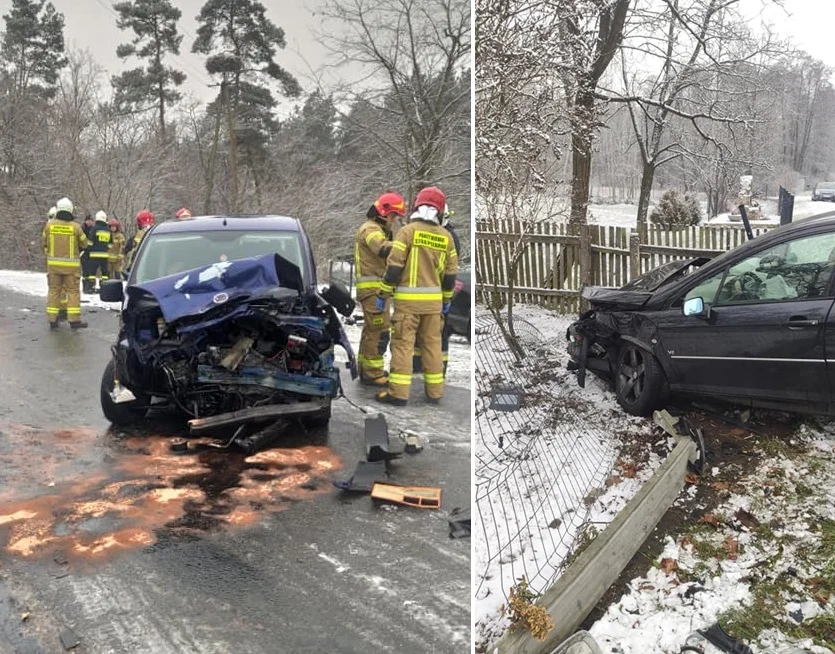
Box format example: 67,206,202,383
107,218,126,279
42,197,89,329
353,192,406,385
375,187,458,406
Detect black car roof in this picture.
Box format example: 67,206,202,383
151,215,303,234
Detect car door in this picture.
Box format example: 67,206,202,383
653,230,835,405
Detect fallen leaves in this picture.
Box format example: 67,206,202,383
659,558,678,574
685,472,700,485
724,536,739,560
697,514,722,529
734,508,760,530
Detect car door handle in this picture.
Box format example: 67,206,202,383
786,316,819,329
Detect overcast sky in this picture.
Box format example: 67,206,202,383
0,0,344,109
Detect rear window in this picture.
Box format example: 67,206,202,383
132,229,305,285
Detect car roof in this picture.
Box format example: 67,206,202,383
151,215,303,234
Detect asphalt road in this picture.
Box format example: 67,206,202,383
0,287,471,654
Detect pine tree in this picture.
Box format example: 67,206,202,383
192,0,300,212
111,0,185,140
0,0,67,99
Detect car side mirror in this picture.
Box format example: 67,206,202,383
682,296,708,318
100,279,124,303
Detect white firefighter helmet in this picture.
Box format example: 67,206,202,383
56,197,74,215
95,210,107,223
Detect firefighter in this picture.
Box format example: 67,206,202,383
353,192,406,385
175,207,192,220
79,213,95,290
375,187,458,406
413,203,462,377
42,197,89,329
44,206,69,322
107,218,126,279
83,210,112,293
124,209,155,269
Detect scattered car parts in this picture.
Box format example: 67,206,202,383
370,483,441,509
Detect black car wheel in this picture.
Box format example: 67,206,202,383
101,360,148,425
615,343,666,416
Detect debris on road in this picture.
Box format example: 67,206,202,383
370,483,441,509
21,612,29,622
332,460,387,493
365,413,404,461
448,507,470,538
59,627,80,650
402,430,424,454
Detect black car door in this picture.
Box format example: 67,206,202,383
654,230,835,405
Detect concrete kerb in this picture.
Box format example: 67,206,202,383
495,435,697,654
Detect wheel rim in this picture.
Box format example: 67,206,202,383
618,346,646,404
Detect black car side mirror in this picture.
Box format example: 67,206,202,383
682,296,710,319
100,280,124,303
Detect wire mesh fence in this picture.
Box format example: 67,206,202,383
474,312,622,609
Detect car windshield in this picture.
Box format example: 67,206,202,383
817,182,835,190
132,229,306,285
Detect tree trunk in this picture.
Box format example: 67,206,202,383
225,82,238,213
203,87,223,215
569,91,595,226
636,162,656,228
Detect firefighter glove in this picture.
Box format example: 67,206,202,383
442,302,451,315
375,295,386,311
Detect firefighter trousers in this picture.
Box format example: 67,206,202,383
46,269,81,324
85,255,108,289
388,309,443,401
413,318,450,376
358,295,391,380
108,258,123,279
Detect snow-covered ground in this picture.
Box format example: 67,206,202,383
474,304,666,649
583,194,834,229
588,420,835,654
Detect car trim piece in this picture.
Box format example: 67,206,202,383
670,355,826,363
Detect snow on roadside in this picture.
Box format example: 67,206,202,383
588,420,835,654
0,269,117,311
474,304,666,650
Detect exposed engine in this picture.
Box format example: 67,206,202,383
121,286,345,419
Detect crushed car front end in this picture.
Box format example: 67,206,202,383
104,252,356,429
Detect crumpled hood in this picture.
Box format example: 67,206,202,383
129,253,301,324
621,258,709,292
581,286,654,310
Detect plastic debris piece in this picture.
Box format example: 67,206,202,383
448,507,470,538
489,383,524,412
365,414,403,461
371,483,441,509
333,460,387,493
59,628,80,650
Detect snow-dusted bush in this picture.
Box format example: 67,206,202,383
650,190,701,227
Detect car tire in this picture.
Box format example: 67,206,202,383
466,317,471,344
614,343,667,417
302,402,332,429
101,360,148,425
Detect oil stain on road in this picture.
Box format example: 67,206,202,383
0,422,341,561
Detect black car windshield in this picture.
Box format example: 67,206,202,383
132,230,306,285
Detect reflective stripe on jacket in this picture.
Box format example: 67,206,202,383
353,219,392,300
88,223,112,258
381,220,459,314
42,218,89,270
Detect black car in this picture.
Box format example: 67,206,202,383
567,215,835,416
98,215,357,430
446,263,471,342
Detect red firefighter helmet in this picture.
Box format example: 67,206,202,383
136,209,154,228
175,207,192,219
412,187,446,214
107,218,121,229
373,192,406,217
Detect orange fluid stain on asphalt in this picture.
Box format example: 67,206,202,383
0,423,342,562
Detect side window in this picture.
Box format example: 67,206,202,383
684,270,726,307
715,232,835,305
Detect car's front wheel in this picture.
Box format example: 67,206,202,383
614,343,667,416
101,360,148,425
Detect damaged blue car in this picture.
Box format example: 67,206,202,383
98,215,357,432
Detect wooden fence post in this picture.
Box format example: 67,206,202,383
578,224,591,310
629,230,641,280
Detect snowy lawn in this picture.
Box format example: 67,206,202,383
589,418,835,654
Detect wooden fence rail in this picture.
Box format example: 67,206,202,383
475,219,773,315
